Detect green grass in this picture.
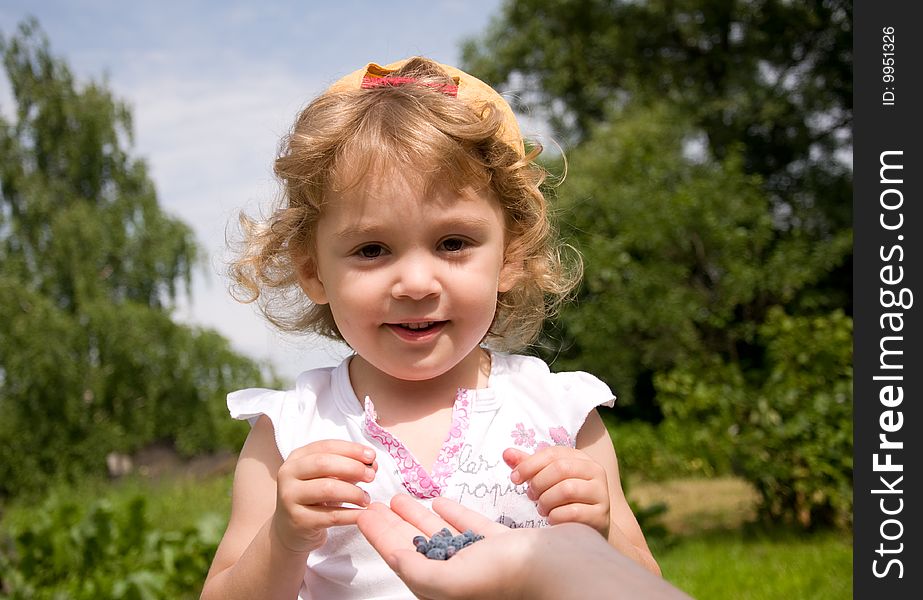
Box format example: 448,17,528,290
2,470,852,599
656,527,852,599
630,476,852,599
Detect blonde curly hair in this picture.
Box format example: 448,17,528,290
229,57,581,352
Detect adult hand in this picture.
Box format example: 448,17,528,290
358,495,526,599
271,440,377,553
358,495,691,600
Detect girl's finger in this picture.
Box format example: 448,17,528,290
545,502,601,527
302,504,366,529
290,439,377,465
285,452,377,484
502,447,530,470
507,445,573,485
533,478,606,517
526,456,603,497
282,478,371,508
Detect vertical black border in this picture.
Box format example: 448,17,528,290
854,2,921,597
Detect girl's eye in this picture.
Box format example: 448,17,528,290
440,238,467,252
357,244,385,259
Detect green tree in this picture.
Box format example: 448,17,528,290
544,103,849,408
463,1,854,526
0,19,262,497
464,0,852,402
463,0,852,234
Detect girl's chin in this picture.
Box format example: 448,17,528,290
349,339,488,384
360,353,462,383
380,362,454,382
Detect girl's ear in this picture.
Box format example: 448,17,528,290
296,255,329,305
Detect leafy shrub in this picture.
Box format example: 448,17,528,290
0,283,259,498
656,308,853,529
0,493,222,599
606,417,733,481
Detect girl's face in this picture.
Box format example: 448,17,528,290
299,171,516,384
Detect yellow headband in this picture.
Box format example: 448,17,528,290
326,57,525,157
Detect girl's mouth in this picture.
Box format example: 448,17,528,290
387,320,447,340
401,321,436,330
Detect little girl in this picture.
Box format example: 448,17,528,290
201,57,659,600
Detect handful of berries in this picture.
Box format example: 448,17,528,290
413,528,484,560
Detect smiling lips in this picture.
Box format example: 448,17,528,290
401,321,436,330
387,320,447,340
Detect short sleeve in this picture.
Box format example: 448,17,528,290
553,370,616,410
226,368,333,459
228,387,286,427
491,354,616,450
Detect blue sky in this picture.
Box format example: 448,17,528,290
1,1,528,382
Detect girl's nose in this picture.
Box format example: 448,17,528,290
391,254,442,300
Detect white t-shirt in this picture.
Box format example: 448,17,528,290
228,351,615,600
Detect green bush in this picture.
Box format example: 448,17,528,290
656,308,853,529
0,282,258,498
606,417,733,481
0,493,223,599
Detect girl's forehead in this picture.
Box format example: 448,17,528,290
327,159,494,209
327,176,494,217
329,136,492,198
317,171,504,239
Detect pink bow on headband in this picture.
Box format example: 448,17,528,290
360,75,459,97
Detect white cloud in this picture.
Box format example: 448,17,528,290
118,65,350,382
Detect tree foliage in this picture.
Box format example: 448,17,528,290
463,0,852,234
463,2,853,527
543,104,851,411
657,308,853,528
0,19,263,498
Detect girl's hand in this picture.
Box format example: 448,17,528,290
271,439,378,554
503,446,611,539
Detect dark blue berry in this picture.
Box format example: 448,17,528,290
450,535,466,549
426,547,447,560
414,529,483,560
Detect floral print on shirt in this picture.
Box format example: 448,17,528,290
363,388,471,499
509,422,575,450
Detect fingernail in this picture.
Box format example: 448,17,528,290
526,486,536,501
363,491,371,506
511,469,522,484
365,467,376,482
363,448,376,462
